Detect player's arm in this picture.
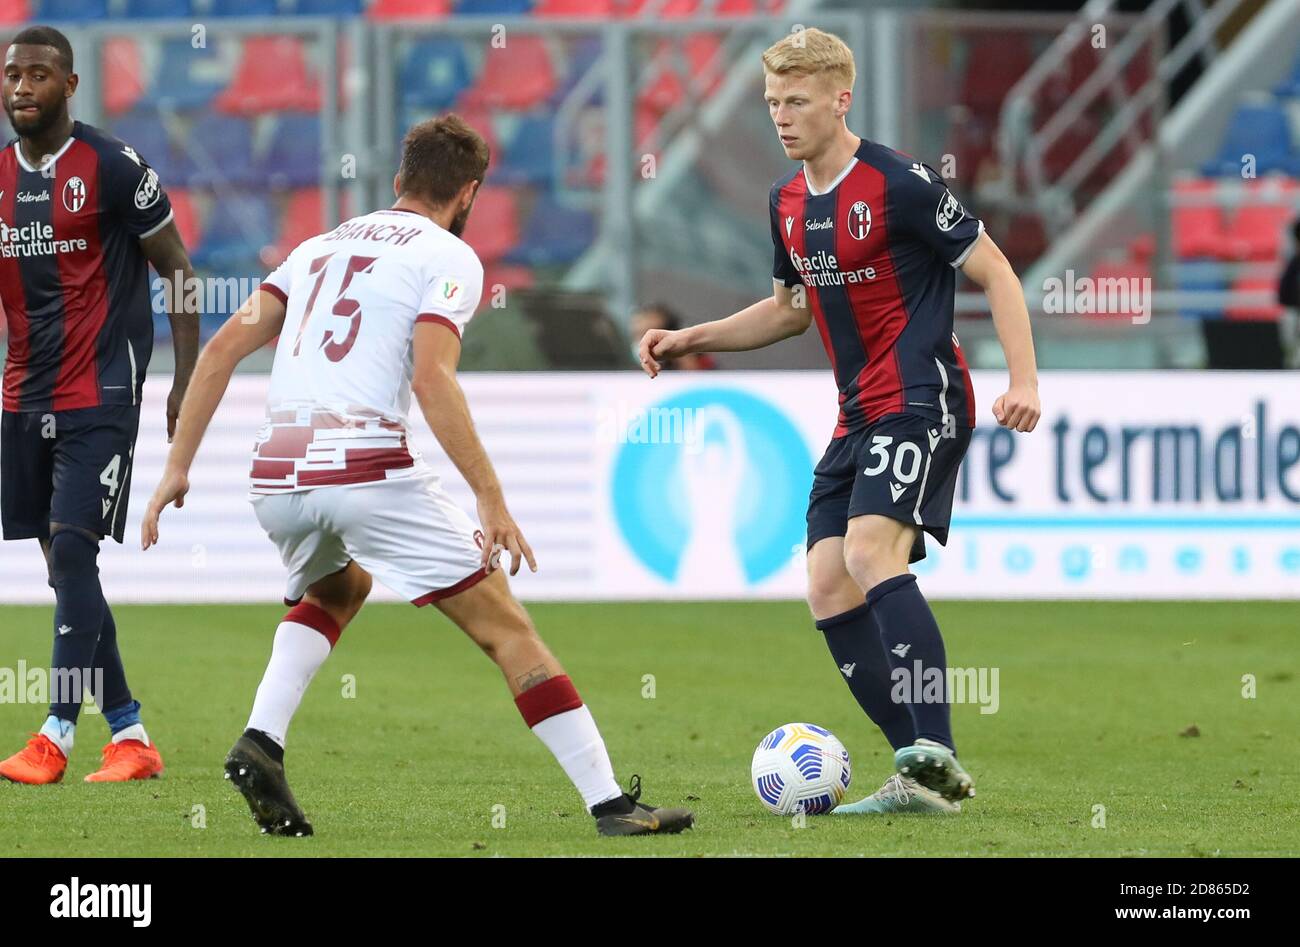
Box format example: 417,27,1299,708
411,323,536,576
140,290,287,549
140,221,200,441
638,280,810,377
959,233,1041,433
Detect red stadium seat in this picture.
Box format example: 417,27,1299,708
0,1,29,23
461,186,520,265
102,38,145,117
447,99,500,157
1087,258,1151,321
961,34,1034,110
534,0,615,15
271,188,325,264
1172,177,1228,260
368,0,451,17
216,37,322,115
167,189,202,252
1224,178,1298,262
1225,274,1283,321
623,0,781,15
460,36,557,111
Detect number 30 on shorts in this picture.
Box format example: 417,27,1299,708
861,436,924,484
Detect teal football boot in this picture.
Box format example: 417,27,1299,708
833,773,960,814
894,737,974,803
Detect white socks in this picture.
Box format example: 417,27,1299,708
112,723,149,746
40,715,74,757
246,618,334,748
531,706,621,809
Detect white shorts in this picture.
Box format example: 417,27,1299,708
251,473,487,607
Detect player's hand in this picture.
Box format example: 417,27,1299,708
477,496,537,576
637,329,687,378
140,467,190,550
992,383,1041,433
165,384,185,442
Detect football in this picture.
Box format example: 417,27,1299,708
751,723,852,815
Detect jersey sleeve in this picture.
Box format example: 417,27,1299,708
100,140,174,239
891,164,984,268
415,245,484,338
259,253,292,306
770,187,802,288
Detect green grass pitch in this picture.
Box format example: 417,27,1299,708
1,600,1296,857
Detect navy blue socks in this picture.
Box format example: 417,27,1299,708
867,573,955,752
816,601,915,750
47,530,106,724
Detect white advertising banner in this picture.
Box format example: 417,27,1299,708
1,371,1297,603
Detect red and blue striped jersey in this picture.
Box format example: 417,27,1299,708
0,121,173,413
771,138,979,437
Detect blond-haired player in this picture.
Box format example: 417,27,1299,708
142,116,693,837
639,28,1041,814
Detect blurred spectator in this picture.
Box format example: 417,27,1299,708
630,302,717,371
1279,217,1300,366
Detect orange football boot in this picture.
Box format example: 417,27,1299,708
0,734,68,784
84,739,164,782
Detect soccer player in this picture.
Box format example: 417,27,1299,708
140,116,693,838
0,27,198,784
638,29,1041,814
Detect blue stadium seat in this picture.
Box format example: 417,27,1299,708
173,114,257,187
208,0,278,14
504,197,594,266
34,0,108,18
454,0,534,14
190,194,279,273
258,114,322,189
398,38,472,110
1177,261,1227,320
494,114,556,185
152,38,228,110
1273,48,1300,97
108,109,177,184
123,0,193,16
1201,104,1300,176
294,0,365,12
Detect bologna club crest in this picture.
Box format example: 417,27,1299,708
62,176,87,213
846,200,871,240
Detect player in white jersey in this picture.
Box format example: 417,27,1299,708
139,116,693,838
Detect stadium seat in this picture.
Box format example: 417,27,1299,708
461,186,520,264
1224,274,1283,321
166,189,202,251
398,39,472,110
294,0,364,13
1224,178,1298,262
368,0,451,17
1273,47,1300,97
102,38,145,117
533,0,615,17
34,0,107,18
624,0,781,15
152,38,229,111
503,197,595,266
1176,261,1226,320
1201,104,1300,177
190,193,279,272
453,0,534,13
461,36,557,111
1172,177,1228,260
0,1,29,23
258,114,322,189
108,109,178,183
441,100,499,154
962,34,1034,110
172,114,257,187
208,0,278,14
216,37,322,115
271,188,325,263
494,114,556,185
1087,258,1150,321
123,0,193,16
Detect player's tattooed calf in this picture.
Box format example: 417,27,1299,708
516,665,551,691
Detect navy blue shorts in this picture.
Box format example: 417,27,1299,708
806,413,972,563
1,405,142,544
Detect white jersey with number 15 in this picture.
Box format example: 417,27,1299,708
250,208,483,495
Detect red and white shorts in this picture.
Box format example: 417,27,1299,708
251,472,487,607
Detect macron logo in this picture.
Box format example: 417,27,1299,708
785,216,794,238
891,643,912,658
57,624,72,636
839,662,856,679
